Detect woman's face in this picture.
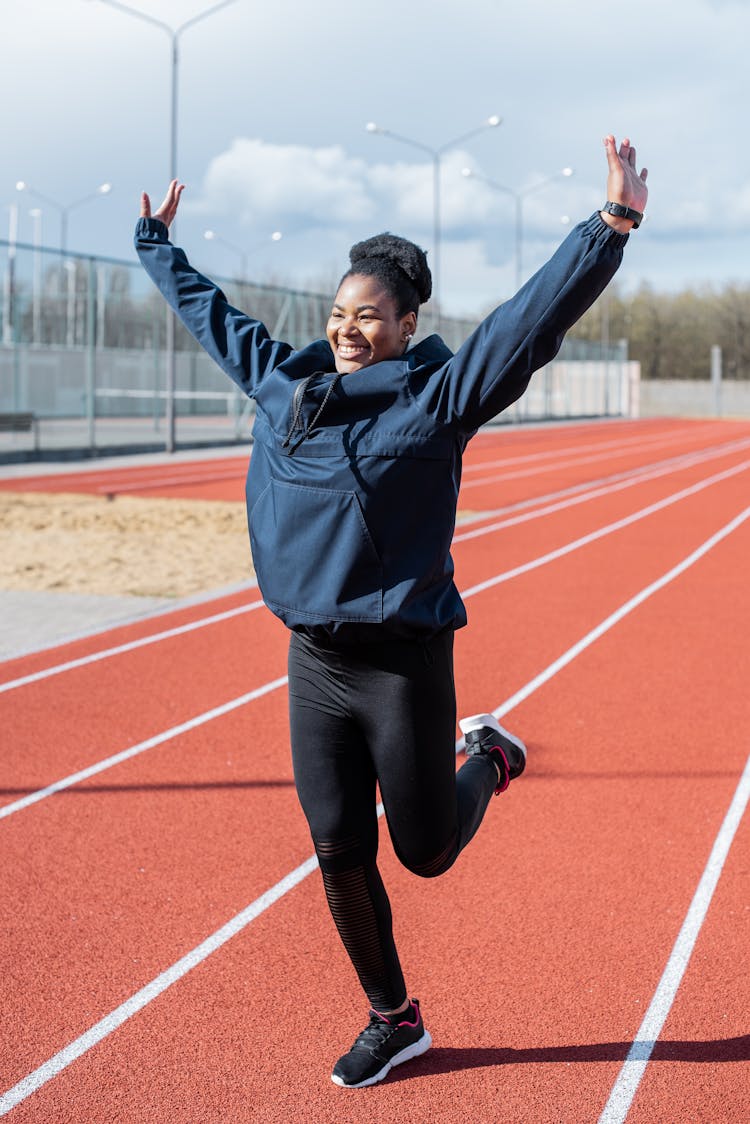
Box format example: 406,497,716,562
327,274,416,374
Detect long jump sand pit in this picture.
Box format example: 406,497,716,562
0,491,254,599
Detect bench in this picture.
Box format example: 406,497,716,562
0,412,39,449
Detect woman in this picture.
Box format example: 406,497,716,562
135,134,647,1088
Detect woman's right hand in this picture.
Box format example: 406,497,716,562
140,179,185,230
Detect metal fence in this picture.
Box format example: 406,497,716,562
0,238,635,458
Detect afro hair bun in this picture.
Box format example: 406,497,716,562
349,232,432,305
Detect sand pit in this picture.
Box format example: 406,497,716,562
0,491,254,599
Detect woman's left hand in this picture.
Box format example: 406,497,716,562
140,179,185,231
601,136,648,230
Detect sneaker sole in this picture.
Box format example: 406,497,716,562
459,712,527,765
330,1029,432,1088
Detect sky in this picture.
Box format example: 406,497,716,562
2,0,749,316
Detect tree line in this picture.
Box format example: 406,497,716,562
566,282,750,381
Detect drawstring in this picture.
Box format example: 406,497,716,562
282,372,342,454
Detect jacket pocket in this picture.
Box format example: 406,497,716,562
249,479,383,623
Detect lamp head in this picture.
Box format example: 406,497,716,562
487,115,502,127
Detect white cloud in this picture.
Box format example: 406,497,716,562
187,138,375,227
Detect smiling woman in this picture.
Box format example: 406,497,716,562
327,232,431,373
134,134,647,1090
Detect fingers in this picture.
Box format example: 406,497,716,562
617,138,637,168
606,135,646,179
603,134,621,169
140,191,151,219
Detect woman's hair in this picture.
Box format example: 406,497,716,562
341,232,432,317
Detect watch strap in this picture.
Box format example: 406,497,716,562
602,201,643,229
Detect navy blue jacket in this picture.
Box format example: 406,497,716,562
135,214,628,642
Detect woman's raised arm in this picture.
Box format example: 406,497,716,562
135,184,294,398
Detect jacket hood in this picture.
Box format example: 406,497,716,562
406,333,454,366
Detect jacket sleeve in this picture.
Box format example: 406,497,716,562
425,213,629,432
134,217,294,399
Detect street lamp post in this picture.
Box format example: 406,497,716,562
15,181,112,253
203,229,283,282
3,203,19,346
461,166,573,291
90,0,239,453
29,208,43,344
366,116,501,326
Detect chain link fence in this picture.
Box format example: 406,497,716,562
0,239,635,458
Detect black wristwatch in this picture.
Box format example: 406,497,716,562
601,201,643,229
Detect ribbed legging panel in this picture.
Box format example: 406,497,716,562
317,840,405,1011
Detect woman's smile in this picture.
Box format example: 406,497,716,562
327,274,415,373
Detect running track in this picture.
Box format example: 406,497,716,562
1,417,748,1123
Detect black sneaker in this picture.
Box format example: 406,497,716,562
331,999,432,1088
459,712,527,795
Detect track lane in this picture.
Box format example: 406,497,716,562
5,427,746,695
623,806,750,1124
3,495,747,1121
0,419,736,504
3,453,750,812
2,422,746,1124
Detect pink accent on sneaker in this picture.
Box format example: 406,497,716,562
492,746,511,795
397,1001,420,1028
373,1000,420,1028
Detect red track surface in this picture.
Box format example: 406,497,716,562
1,417,749,1123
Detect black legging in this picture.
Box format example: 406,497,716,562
288,629,498,1010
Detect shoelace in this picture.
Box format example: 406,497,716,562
351,1012,401,1054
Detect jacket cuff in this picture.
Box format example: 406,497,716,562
582,211,630,250
134,216,170,240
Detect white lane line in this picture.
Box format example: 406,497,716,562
462,425,739,489
0,676,288,821
598,752,750,1124
93,467,246,494
2,505,746,1117
461,459,750,598
0,598,266,696
4,461,749,819
3,460,248,493
454,438,750,543
458,434,750,529
4,436,749,696
487,506,750,719
462,421,725,474
0,854,320,1119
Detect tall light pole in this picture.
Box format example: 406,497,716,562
461,166,573,291
366,116,501,326
90,0,239,452
29,208,43,345
203,228,283,282
15,181,112,253
3,203,19,346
